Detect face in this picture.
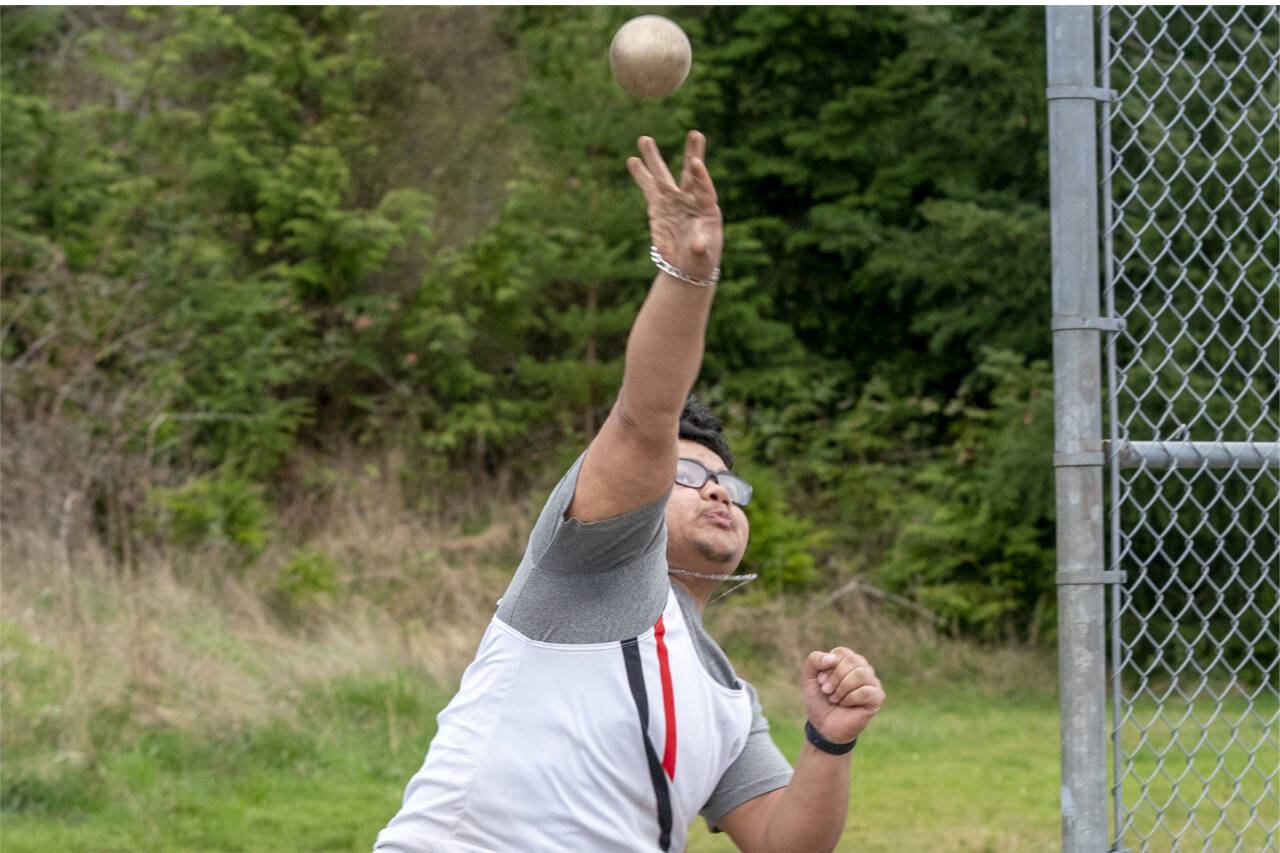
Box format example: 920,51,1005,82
664,440,750,571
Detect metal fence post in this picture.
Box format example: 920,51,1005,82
1047,7,1110,853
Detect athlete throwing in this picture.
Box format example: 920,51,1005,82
375,132,884,853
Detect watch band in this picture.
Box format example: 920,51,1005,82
805,720,857,755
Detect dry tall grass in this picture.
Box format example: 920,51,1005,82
2,434,1057,785
1,447,533,778
707,581,1058,721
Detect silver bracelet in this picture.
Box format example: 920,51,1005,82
650,245,720,287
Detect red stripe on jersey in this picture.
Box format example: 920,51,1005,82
654,615,677,781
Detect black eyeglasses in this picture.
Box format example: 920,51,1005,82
675,458,753,507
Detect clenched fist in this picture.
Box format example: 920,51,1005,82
801,647,885,746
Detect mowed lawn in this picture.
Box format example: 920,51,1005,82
3,675,1061,853
4,670,1274,853
689,688,1062,853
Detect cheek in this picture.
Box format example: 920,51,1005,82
664,492,694,528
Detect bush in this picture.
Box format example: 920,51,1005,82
270,548,341,620
738,462,825,593
879,349,1056,641
146,472,272,567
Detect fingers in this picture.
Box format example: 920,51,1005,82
811,647,882,708
802,649,837,682
686,129,705,165
827,666,880,705
683,155,718,209
839,683,885,709
636,135,676,190
627,155,655,198
679,130,706,187
634,132,713,195
629,132,720,256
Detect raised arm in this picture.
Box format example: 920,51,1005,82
566,131,724,522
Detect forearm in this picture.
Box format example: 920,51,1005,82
566,131,722,521
751,646,883,853
616,270,715,431
761,744,851,853
610,131,721,438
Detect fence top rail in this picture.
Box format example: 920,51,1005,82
1105,439,1280,469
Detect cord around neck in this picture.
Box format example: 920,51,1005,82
667,566,759,603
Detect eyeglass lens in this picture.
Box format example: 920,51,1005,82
675,458,752,507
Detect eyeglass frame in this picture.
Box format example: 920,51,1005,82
674,457,753,508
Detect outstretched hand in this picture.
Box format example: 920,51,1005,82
627,131,723,282
801,647,885,746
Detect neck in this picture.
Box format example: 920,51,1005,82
667,570,714,613
667,565,758,612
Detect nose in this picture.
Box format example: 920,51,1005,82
701,475,731,506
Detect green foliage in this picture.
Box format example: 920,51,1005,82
2,7,435,479
692,6,1050,391
738,463,824,592
724,347,1056,640
395,7,692,470
882,350,1056,640
271,548,340,619
678,7,1059,640
2,6,1098,645
146,473,272,565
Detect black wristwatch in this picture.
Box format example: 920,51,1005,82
805,720,857,755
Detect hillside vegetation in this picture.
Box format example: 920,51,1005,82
0,10,1069,845
6,9,1276,850
4,5,1064,637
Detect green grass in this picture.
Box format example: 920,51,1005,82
1,671,450,853
3,671,1065,853
690,687,1063,853
4,650,1274,852
1113,692,1280,853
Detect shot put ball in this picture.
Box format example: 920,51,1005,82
609,15,692,98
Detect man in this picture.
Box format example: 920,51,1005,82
375,131,884,853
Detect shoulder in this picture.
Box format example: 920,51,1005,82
495,452,670,643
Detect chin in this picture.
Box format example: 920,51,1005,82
693,539,740,566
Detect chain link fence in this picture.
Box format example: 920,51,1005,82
1100,6,1279,852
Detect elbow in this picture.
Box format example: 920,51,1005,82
612,389,682,443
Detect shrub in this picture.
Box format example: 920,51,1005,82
146,472,272,567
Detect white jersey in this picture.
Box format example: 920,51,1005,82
374,586,753,852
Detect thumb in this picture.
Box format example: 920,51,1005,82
802,650,837,683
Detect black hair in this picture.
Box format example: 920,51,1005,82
678,395,734,469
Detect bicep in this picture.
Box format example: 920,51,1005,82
716,787,785,853
703,716,794,851
566,398,678,523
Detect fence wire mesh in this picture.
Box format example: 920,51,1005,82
1100,5,1279,852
